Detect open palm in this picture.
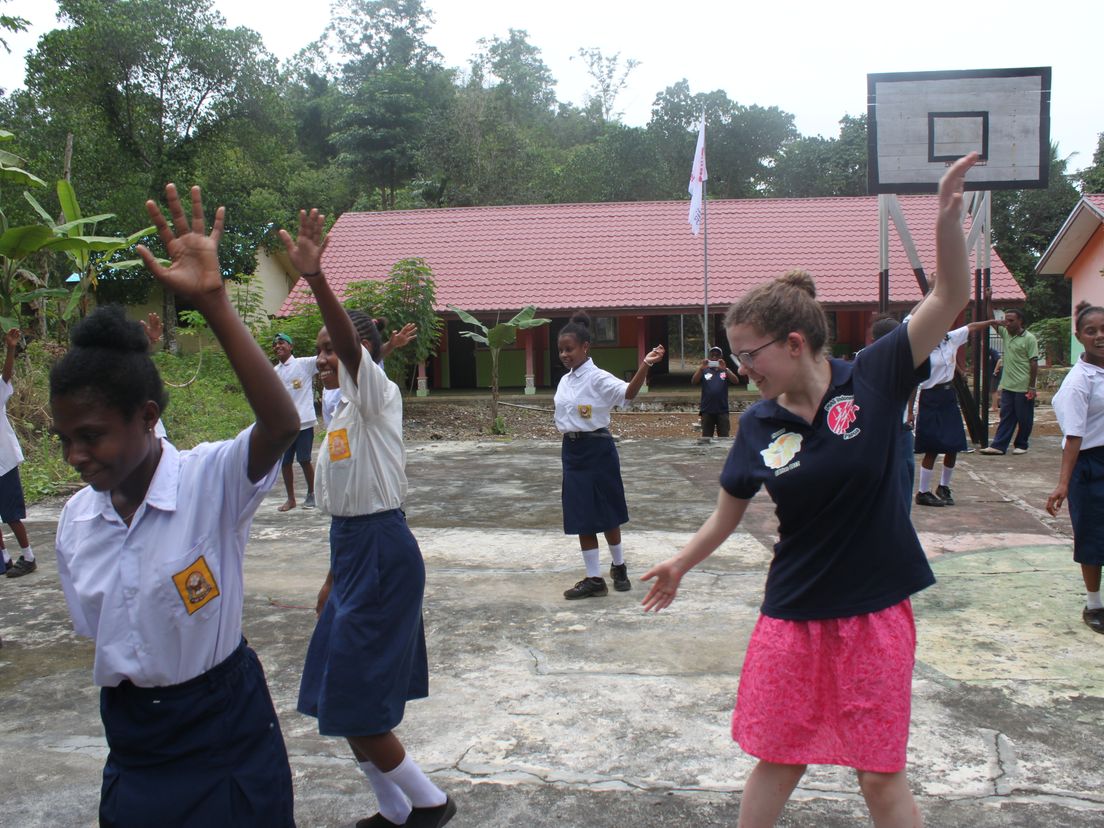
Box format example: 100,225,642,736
137,184,226,302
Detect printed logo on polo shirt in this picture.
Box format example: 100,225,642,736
761,430,803,475
171,555,220,615
292,378,302,389
825,395,861,440
577,404,592,419
328,428,352,462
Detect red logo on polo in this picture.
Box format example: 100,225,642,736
825,395,861,439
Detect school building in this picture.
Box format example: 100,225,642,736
275,197,1025,393
1036,194,1104,361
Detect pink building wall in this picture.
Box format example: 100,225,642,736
1069,225,1104,360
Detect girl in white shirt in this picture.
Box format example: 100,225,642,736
281,210,455,828
554,311,663,600
51,185,301,827
1046,301,1104,635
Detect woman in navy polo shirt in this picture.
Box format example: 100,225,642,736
642,153,978,827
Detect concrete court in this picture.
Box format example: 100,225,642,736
2,431,1103,827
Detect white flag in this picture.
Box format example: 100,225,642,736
688,115,708,235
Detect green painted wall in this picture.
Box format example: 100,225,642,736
475,349,529,388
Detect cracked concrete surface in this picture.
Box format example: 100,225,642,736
2,433,1103,827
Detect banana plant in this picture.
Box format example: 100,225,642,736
449,304,551,430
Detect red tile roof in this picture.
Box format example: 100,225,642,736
281,197,1023,316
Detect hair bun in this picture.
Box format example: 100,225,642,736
777,269,817,299
569,310,591,328
1075,300,1092,315
70,305,149,353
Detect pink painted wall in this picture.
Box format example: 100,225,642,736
1070,225,1104,360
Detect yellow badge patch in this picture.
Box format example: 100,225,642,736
577,404,592,419
292,378,302,389
328,428,352,462
171,555,220,615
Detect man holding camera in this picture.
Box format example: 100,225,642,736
691,345,741,443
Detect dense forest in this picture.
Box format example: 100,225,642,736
2,0,1102,331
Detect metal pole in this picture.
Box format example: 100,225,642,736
679,314,685,368
703,178,709,355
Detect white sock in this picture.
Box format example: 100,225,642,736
940,467,954,487
359,761,412,824
918,467,933,493
20,546,33,562
384,755,447,809
0,548,9,564
609,542,625,566
582,547,601,578
1087,591,1103,611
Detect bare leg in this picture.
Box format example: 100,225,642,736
737,761,806,828
348,731,406,772
603,527,622,546
278,464,296,511
1082,564,1102,594
943,452,956,468
857,769,923,827
920,453,937,471
8,520,28,549
302,460,315,495
578,534,598,551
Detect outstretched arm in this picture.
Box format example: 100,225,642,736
641,488,750,612
908,153,978,367
625,345,665,401
278,210,362,384
2,328,19,384
140,312,163,352
137,184,299,482
380,322,417,360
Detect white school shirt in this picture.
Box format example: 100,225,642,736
274,355,319,428
54,427,279,688
0,379,24,476
321,386,342,428
553,358,629,432
317,347,407,517
918,325,970,390
1052,357,1104,451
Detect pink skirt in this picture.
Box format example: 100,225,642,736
732,599,916,773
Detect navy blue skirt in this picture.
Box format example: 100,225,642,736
561,431,629,535
98,640,295,828
298,509,429,736
914,386,967,454
1069,446,1104,566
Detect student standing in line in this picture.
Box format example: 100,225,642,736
282,210,455,828
273,331,318,510
691,345,740,443
1046,301,1104,634
51,185,300,827
913,318,994,507
642,153,978,828
555,311,664,600
0,327,35,578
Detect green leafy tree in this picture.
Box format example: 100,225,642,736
343,257,441,386
1079,133,1104,194
768,115,867,197
0,0,27,56
473,29,557,123
572,47,640,124
448,305,550,430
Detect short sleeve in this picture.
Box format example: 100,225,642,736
1027,334,1040,360
0,379,12,406
1053,370,1088,438
186,425,277,529
947,326,970,349
339,346,392,419
55,506,94,638
296,355,319,376
854,323,929,404
719,413,763,500
593,368,629,409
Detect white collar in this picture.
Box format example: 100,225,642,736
69,438,180,524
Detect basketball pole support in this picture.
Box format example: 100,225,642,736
877,189,992,445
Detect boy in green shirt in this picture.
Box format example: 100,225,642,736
979,309,1039,455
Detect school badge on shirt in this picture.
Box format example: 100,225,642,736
577,404,592,419
292,378,302,389
328,428,352,462
171,555,220,615
825,395,861,440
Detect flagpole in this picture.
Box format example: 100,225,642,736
702,178,709,357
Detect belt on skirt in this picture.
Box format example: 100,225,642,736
927,381,955,391
563,428,612,440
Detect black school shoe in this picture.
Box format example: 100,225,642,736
935,485,955,506
406,797,456,828
1083,608,1104,634
915,491,945,507
610,563,631,591
564,576,608,600
6,556,36,578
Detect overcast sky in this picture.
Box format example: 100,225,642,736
3,0,1101,173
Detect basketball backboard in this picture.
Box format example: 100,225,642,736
867,67,1051,194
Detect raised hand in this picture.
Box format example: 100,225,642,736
278,209,326,279
389,322,418,350
937,151,979,223
136,185,226,305
4,327,20,350
644,344,666,366
140,312,163,345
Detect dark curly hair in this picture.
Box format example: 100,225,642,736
558,310,592,346
1075,300,1104,333
347,310,383,363
49,305,168,418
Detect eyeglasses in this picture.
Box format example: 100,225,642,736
729,336,784,369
